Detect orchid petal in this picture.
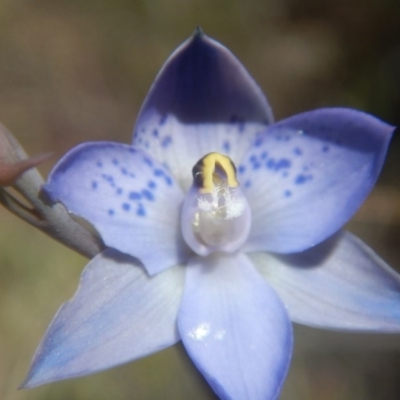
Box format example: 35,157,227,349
22,249,185,388
133,30,272,190
178,253,292,400
45,142,191,275
250,231,400,331
241,108,394,253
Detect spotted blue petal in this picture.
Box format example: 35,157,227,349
241,108,394,254
22,249,185,388
44,142,191,275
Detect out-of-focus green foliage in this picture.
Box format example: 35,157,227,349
1,1,400,399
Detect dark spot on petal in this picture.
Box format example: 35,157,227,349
141,189,155,201
284,190,292,197
165,175,173,186
161,136,172,148
223,140,230,153
143,157,153,167
254,137,263,147
275,158,292,171
294,147,303,156
137,204,146,216
295,174,313,185
129,191,142,200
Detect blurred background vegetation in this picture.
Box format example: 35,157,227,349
1,0,400,399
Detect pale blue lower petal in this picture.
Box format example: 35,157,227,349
250,231,400,331
22,249,185,388
178,252,292,400
45,142,191,275
241,108,394,254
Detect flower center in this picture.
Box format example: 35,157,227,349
181,152,251,256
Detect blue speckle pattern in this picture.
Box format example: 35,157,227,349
143,157,153,168
254,136,263,147
239,125,343,200
137,204,146,216
153,168,173,186
141,189,155,201
129,191,141,200
161,136,172,148
295,174,313,185
223,140,230,153
71,145,176,220
132,112,270,191
293,147,302,156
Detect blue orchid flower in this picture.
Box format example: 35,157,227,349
22,30,400,400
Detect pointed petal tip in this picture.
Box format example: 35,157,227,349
134,31,273,128
19,373,44,390
192,26,204,38
21,251,184,390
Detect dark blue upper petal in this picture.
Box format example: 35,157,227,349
134,28,273,130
